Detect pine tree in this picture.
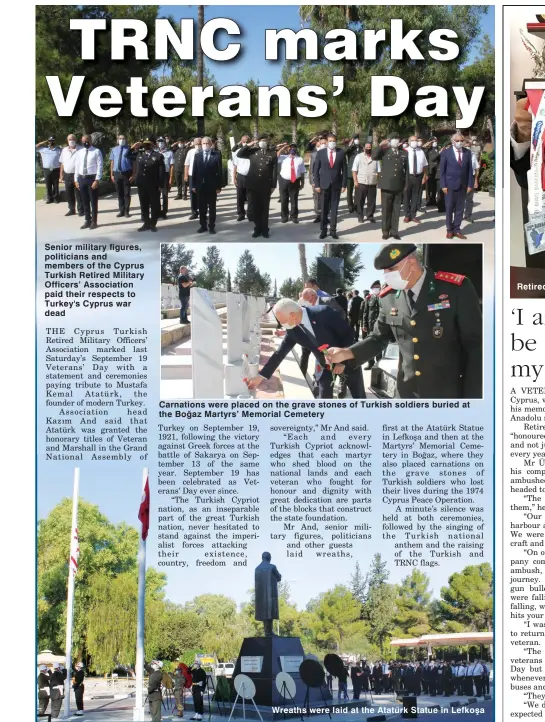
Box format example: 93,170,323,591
234,250,271,295
196,245,226,290
350,561,367,606
279,277,303,299
161,244,194,284
273,278,278,297
393,569,432,638
226,270,232,292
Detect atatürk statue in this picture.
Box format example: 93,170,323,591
254,552,282,636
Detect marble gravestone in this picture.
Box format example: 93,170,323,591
190,287,225,398
224,293,265,397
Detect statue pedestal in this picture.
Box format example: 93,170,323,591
233,636,332,709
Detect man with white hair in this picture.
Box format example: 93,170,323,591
246,298,365,398
439,132,474,239
38,664,51,716
190,136,223,234
49,661,67,718
147,660,164,721
189,659,208,720
324,243,482,399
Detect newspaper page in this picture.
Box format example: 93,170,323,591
29,5,495,722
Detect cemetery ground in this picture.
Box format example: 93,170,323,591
36,184,495,244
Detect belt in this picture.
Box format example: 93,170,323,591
409,173,423,177
81,174,96,180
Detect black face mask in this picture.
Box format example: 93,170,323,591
83,141,90,148
365,149,372,155
50,142,56,147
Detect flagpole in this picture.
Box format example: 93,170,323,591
63,467,80,719
134,467,149,721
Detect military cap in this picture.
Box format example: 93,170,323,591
48,136,56,142
353,133,359,140
143,136,155,144
156,136,165,142
370,279,381,288
374,243,417,270
389,132,400,140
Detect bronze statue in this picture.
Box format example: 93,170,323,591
254,552,281,636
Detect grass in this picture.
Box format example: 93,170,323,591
35,185,46,201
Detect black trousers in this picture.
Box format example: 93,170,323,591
236,176,252,218
64,172,82,213
160,177,170,215
319,368,365,399
300,347,310,377
313,187,322,217
279,178,301,219
192,686,204,714
198,186,218,229
188,176,198,213
248,188,272,234
427,175,437,205
44,167,60,201
138,185,160,226
404,173,423,219
355,183,377,219
381,189,403,235
320,186,341,231
346,175,355,211
79,175,99,223
74,685,84,711
349,320,360,342
175,170,188,198
114,170,132,213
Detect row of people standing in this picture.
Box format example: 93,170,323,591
37,661,85,718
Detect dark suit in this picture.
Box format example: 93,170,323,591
440,146,474,233
300,296,344,378
309,150,322,219
313,147,347,232
348,268,482,399
373,145,408,237
191,149,222,230
237,145,278,235
511,144,530,190
348,294,363,341
260,305,365,399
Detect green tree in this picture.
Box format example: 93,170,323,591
234,250,271,295
349,561,367,612
226,270,233,292
305,585,364,652
196,246,226,290
279,277,303,299
367,583,398,654
435,563,493,632
460,35,495,135
187,594,253,660
161,244,194,284
393,569,432,638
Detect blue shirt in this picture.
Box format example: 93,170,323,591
109,145,135,173
159,149,174,172
37,146,62,169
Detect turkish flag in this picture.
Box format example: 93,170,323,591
138,476,150,540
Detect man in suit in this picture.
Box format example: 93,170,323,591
424,137,440,206
246,298,365,399
313,133,347,239
190,136,222,234
237,135,278,238
309,136,327,223
347,289,363,341
373,133,408,240
334,288,348,317
440,132,474,239
324,243,483,399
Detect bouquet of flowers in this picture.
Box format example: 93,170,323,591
317,344,347,390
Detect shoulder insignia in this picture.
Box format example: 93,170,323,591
379,286,394,298
435,271,466,285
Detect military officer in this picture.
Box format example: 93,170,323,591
325,243,482,399
49,661,67,718
146,660,164,722
132,137,166,232
345,134,364,213
372,133,408,240
236,134,278,238
38,664,51,716
157,137,175,218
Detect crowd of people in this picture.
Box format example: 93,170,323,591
36,129,488,238
331,658,491,700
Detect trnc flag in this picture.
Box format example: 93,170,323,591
69,527,79,576
138,476,150,541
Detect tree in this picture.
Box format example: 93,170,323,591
279,277,303,299
460,35,495,136
186,594,254,660
367,583,398,654
366,553,389,592
234,250,271,295
196,246,226,290
298,245,309,282
161,244,194,284
435,563,493,632
349,561,367,612
305,585,364,652
393,569,432,638
226,270,232,292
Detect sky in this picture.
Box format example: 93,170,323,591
158,5,495,88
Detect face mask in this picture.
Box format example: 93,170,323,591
390,139,400,149
281,318,297,330
384,262,409,291
242,142,248,146
259,141,268,149
328,141,336,150
354,139,360,146
365,148,372,155
83,141,90,148
432,142,437,148
299,300,311,308
202,144,210,151
158,141,166,149
372,287,380,295
320,145,327,150
68,140,76,148
417,140,423,147
118,138,126,146
410,141,418,149
454,141,463,149
289,148,296,155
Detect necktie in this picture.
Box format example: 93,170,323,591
117,148,121,173
204,152,208,164
290,157,296,183
457,150,462,166
412,149,417,174
407,289,415,311
329,150,334,168
83,149,89,175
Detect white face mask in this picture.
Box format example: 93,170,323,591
384,263,409,291
390,139,400,149
202,144,210,151
299,300,311,308
158,141,166,150
417,141,423,147
454,141,463,149
354,139,360,146
258,141,268,149
118,138,126,146
320,144,327,150
410,141,418,149
281,321,297,330
372,287,380,295
68,140,76,148
328,141,336,150
432,142,438,148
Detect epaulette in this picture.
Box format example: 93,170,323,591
435,271,466,285
379,285,394,297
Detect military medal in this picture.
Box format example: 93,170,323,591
439,294,448,300
390,308,398,316
433,326,443,338
427,301,450,311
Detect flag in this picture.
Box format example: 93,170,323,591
138,476,150,540
69,526,79,576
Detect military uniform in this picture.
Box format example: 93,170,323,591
147,665,163,722
425,145,440,205
237,142,278,237
190,665,207,719
49,667,67,718
348,244,482,399
372,143,408,239
38,669,51,715
345,142,363,212
135,146,166,230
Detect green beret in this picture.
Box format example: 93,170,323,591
374,243,417,270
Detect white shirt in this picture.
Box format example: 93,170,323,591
407,147,428,174
406,269,426,303
59,145,82,174
471,153,480,172
511,122,530,161
299,307,316,340
184,147,201,175
75,146,103,182
351,154,381,174
278,154,305,181
233,148,250,176
470,663,484,676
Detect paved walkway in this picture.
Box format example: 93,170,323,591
36,185,495,244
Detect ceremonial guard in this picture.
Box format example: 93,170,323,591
133,137,166,232
173,140,190,200
72,661,85,715
49,662,67,719
146,660,164,722
189,659,207,721
237,135,278,238
38,664,51,716
157,137,174,218
325,244,483,399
